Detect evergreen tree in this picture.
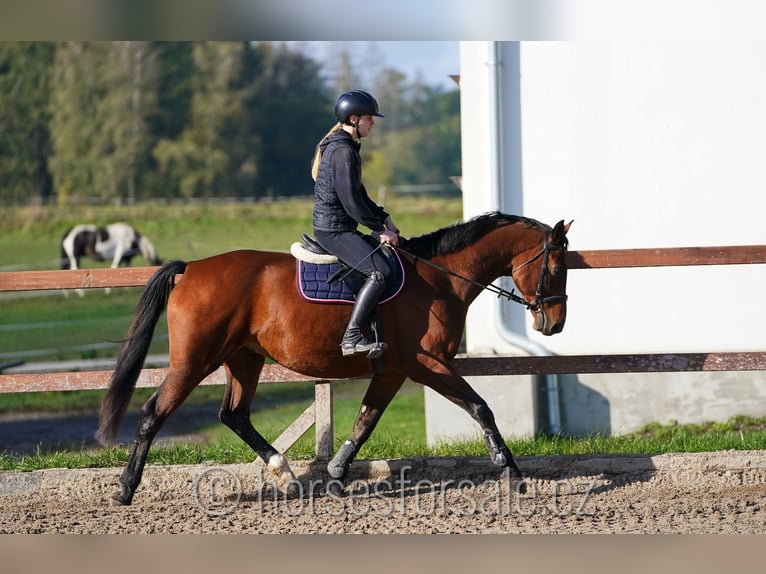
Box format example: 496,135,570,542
0,42,55,204
246,43,332,198
374,87,461,188
149,42,194,140
143,42,195,200
48,42,160,204
95,41,159,203
48,42,105,203
153,42,245,199
325,44,360,95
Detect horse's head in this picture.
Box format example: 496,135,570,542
511,219,572,336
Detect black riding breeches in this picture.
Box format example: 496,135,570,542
314,229,395,283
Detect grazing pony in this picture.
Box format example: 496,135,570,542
60,223,161,296
97,212,571,505
60,222,161,270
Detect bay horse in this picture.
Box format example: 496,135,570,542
96,212,571,505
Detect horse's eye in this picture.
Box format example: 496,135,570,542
551,265,564,277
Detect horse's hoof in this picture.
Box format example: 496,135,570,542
283,480,301,499
327,463,345,480
111,491,132,506
327,439,355,479
267,453,297,495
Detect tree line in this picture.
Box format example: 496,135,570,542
0,42,461,206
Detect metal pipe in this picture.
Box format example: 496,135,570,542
485,41,562,435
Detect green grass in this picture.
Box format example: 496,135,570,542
1,197,463,270
0,380,313,415
194,380,429,461
1,378,765,471
0,289,166,363
0,380,425,471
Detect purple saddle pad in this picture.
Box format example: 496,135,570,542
296,250,405,304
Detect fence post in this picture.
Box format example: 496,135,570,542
314,380,334,459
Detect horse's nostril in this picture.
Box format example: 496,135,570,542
549,322,563,335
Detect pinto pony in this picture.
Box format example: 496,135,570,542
60,222,161,271
60,223,161,296
97,212,571,505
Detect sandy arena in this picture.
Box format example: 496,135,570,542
2,451,765,534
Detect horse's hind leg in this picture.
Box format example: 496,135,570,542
219,349,297,493
328,373,406,480
114,370,201,505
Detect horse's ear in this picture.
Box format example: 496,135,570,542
552,219,573,242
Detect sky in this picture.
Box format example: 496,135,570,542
358,41,460,89
285,41,460,90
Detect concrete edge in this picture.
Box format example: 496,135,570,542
2,450,765,497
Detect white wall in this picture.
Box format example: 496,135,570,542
425,40,766,442
519,40,766,355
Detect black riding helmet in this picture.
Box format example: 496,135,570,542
334,90,384,124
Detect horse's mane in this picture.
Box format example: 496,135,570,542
399,211,550,259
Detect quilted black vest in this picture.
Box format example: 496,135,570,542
313,131,363,233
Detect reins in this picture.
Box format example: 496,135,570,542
327,228,567,313
334,240,387,283
395,236,567,313
395,245,530,307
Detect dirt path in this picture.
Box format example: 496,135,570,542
0,404,218,455
2,451,765,533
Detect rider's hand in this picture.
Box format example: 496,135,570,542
379,229,399,246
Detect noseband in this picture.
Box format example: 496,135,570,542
396,232,568,313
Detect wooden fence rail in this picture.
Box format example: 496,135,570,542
2,245,765,456
3,244,766,291
4,352,766,396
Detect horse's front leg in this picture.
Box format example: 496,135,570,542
410,359,524,485
327,373,406,480
104,248,126,295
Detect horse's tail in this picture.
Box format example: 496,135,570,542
138,234,161,265
96,259,187,445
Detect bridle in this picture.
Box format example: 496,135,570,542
395,232,568,313
509,236,569,312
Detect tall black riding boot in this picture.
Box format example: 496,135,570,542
341,270,387,357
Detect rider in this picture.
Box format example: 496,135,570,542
311,89,400,357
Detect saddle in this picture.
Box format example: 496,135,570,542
291,234,405,304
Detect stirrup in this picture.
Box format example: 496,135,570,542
341,336,387,359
